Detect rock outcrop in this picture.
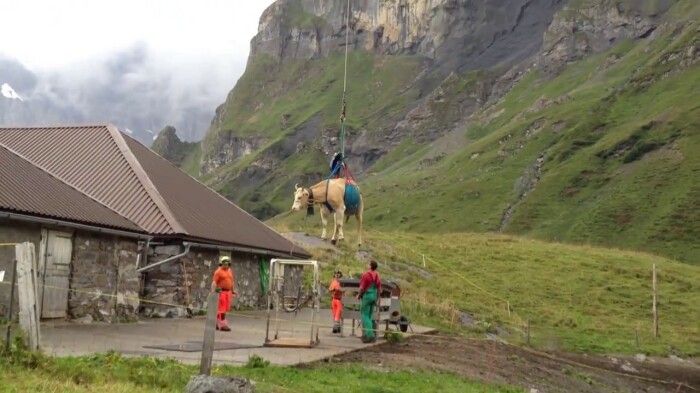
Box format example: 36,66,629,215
151,126,198,167
539,0,674,71
185,375,255,393
252,0,566,70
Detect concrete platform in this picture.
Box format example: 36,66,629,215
40,309,436,366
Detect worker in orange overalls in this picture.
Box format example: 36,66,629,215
211,256,235,331
328,269,344,333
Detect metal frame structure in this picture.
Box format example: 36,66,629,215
337,278,411,337
263,258,321,348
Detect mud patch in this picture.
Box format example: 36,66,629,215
307,333,700,393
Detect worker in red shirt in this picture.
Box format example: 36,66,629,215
211,256,235,331
357,260,382,343
328,269,344,333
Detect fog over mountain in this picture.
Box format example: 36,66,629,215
0,42,244,145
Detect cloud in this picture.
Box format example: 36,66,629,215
0,0,277,142
31,42,246,140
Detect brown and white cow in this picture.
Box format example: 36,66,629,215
291,178,363,247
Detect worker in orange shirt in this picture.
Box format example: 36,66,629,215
328,269,344,333
211,256,235,331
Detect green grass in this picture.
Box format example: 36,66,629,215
268,221,700,356
180,142,202,177
0,348,522,393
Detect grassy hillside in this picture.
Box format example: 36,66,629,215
196,50,427,217
269,225,700,357
273,8,700,264
172,0,700,264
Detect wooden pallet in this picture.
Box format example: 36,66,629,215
263,338,319,348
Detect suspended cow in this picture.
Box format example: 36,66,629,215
291,178,363,247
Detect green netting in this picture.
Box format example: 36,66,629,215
259,257,269,296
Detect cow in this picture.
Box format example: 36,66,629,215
291,178,363,247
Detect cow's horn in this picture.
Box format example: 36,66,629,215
295,183,299,190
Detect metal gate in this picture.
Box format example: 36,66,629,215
41,230,73,319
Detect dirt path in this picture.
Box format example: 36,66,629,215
307,333,700,393
282,231,337,250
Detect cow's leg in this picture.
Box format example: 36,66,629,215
330,209,339,245
320,207,328,240
336,206,346,242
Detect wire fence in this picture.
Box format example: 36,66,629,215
1,260,696,358
1,238,698,393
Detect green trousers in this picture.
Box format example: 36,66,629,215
360,285,377,338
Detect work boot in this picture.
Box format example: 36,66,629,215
219,319,231,332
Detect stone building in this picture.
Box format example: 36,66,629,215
0,124,310,323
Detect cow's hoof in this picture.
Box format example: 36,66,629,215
330,239,337,245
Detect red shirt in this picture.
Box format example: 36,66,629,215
359,270,381,293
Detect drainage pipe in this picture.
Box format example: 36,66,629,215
137,243,190,273
182,241,302,259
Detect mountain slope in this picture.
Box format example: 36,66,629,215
163,0,700,264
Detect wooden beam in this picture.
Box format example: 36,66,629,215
199,292,218,375
15,242,41,350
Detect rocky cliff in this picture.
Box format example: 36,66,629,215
195,0,568,203
159,0,700,263
150,126,198,166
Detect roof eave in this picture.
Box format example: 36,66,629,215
148,233,312,259
0,209,151,240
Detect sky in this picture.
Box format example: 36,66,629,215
0,0,275,73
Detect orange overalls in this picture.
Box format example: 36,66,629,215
329,278,343,333
213,267,235,331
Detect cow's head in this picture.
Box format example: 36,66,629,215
291,183,310,212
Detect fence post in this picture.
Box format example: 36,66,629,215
199,292,219,375
652,264,658,338
4,259,17,352
526,320,531,346
15,242,41,350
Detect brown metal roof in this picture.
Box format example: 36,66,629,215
0,144,143,232
0,125,176,234
0,124,310,258
122,133,310,257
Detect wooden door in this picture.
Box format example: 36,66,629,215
41,230,73,319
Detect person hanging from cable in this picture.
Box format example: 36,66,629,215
211,255,236,331
329,97,347,179
330,152,343,179
357,260,382,343
328,269,344,333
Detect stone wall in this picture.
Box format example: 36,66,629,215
140,245,304,318
0,218,141,323
140,246,219,318
68,232,141,323
0,219,41,321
